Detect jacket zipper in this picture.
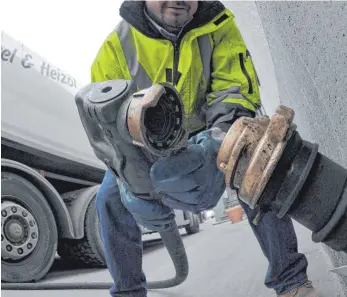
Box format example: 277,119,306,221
239,52,253,94
172,42,180,86
171,17,193,86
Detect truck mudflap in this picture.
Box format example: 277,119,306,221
62,185,100,239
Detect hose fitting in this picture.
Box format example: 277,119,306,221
217,105,347,252
75,80,188,199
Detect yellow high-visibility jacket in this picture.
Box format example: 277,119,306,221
91,1,261,133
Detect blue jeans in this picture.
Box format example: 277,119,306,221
96,170,308,296
238,199,308,295
96,170,147,297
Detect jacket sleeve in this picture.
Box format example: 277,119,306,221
91,31,131,83
206,17,261,132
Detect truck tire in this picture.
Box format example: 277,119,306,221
58,196,106,267
184,212,200,235
1,172,58,282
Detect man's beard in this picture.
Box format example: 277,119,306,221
147,7,183,34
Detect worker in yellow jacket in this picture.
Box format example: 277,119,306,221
92,1,319,297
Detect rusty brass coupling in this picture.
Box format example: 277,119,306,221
217,105,296,208
127,83,188,156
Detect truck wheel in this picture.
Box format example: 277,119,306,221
184,212,200,235
58,196,106,267
1,172,58,282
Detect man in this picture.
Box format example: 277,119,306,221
92,1,320,297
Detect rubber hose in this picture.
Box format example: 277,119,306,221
149,222,189,289
259,132,347,252
1,222,189,291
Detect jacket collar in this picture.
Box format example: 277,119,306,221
119,1,226,39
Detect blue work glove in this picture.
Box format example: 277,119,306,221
150,129,226,214
118,180,176,232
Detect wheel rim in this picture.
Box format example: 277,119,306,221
1,200,39,261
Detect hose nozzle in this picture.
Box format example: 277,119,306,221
75,80,188,198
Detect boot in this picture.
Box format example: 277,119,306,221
278,281,321,297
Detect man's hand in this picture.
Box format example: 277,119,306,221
150,130,226,214
118,181,176,232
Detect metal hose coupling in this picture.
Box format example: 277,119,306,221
217,105,347,252
127,82,188,156
217,105,296,208
75,80,188,199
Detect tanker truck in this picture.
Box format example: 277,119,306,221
1,32,200,283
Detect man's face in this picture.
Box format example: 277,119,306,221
145,1,198,30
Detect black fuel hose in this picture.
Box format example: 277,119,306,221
149,224,189,289
259,131,347,252
1,222,189,290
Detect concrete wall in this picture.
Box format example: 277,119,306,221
224,1,347,294
256,1,347,164
254,1,347,292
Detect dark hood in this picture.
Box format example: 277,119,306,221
119,1,225,39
